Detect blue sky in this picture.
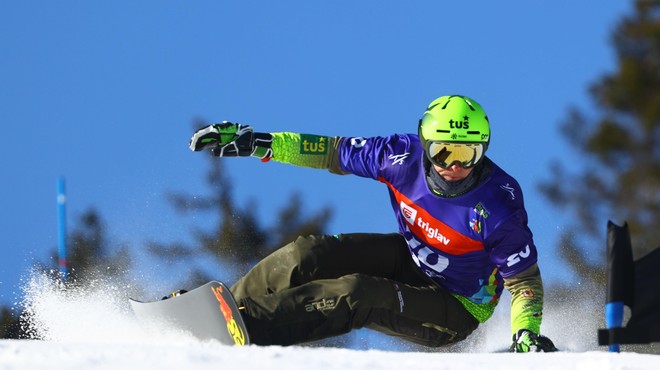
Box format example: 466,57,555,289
0,1,631,305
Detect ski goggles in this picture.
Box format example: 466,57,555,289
425,142,485,168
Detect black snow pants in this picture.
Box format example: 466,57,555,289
230,233,479,347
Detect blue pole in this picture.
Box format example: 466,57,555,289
605,301,624,352
57,177,68,281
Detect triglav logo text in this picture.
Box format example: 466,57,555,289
400,201,450,245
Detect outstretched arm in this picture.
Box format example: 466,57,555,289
189,122,347,173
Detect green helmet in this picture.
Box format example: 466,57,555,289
418,95,491,167
419,95,490,145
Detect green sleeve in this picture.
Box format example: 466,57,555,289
503,263,544,335
270,132,346,173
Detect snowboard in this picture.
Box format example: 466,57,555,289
130,280,250,345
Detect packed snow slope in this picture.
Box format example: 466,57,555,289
2,340,659,370
1,274,658,370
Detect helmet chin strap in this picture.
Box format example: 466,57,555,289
424,156,491,198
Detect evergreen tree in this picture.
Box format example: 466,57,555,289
62,208,133,285
540,0,660,285
0,307,21,339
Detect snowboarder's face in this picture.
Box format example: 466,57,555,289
433,163,473,182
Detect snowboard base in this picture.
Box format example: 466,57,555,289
130,280,249,345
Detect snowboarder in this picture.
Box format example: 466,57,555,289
188,95,557,352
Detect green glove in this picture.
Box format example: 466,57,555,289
509,329,558,352
189,122,273,160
